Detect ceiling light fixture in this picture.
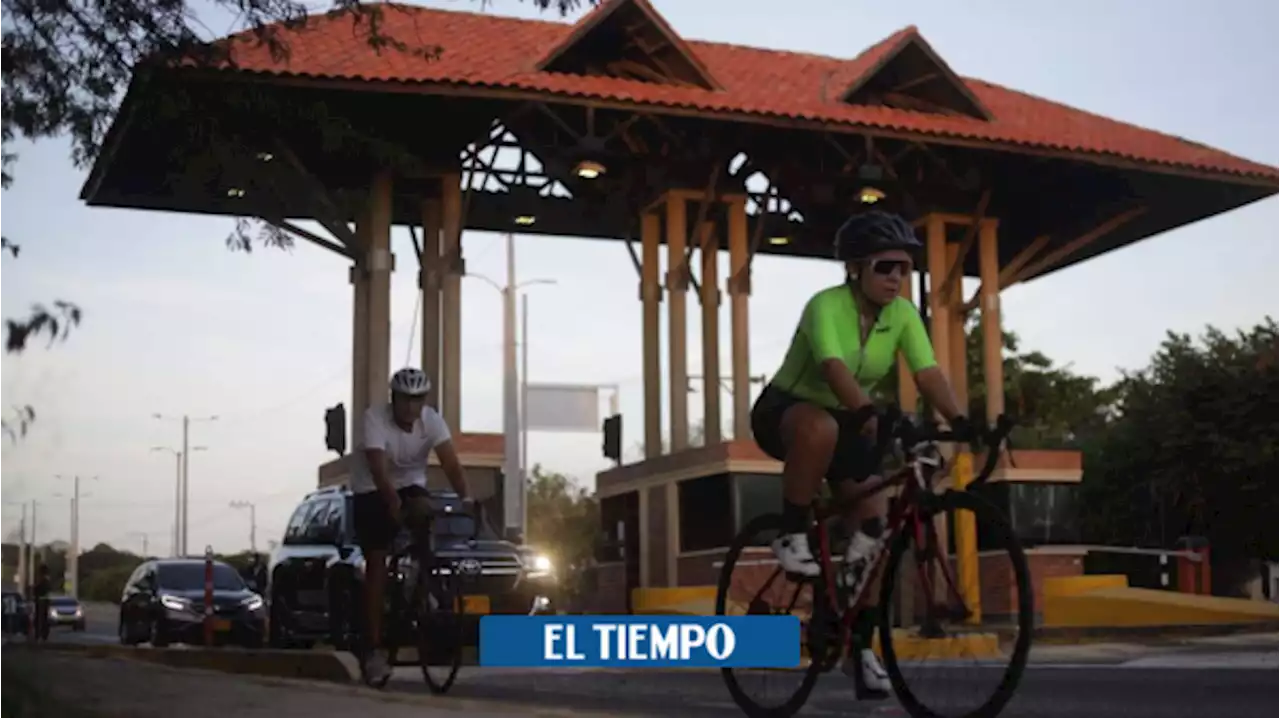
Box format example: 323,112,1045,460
573,159,606,180
514,215,537,226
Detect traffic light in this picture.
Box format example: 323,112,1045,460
324,403,347,456
602,413,622,463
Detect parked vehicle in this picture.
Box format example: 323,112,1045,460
47,595,86,631
118,558,266,647
2,591,29,635
267,486,556,650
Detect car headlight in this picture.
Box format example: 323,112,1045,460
48,607,58,618
242,595,264,611
531,555,553,573
74,607,83,618
160,594,192,612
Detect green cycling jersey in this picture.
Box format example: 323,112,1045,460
770,283,937,409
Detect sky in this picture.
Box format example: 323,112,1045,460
1,0,1276,558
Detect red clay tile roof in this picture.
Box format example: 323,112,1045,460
216,2,1277,181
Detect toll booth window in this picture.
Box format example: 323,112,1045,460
678,474,733,552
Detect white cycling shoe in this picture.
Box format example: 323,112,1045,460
842,648,892,700
770,532,821,577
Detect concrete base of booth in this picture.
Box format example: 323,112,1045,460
1044,575,1280,628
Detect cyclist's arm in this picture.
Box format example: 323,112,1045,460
899,306,964,421
423,409,470,499
361,409,398,507
804,296,872,410
433,440,470,500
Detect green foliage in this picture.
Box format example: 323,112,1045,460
874,314,1117,448
1080,319,1278,583
525,466,600,608
80,563,138,603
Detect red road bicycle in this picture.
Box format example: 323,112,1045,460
717,410,1033,718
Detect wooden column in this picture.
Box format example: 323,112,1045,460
440,173,464,430
896,276,919,415
945,242,969,415
640,212,664,459
665,481,680,587
349,263,369,448
925,215,952,390
923,214,952,608
699,221,722,446
420,198,443,410
979,219,1005,420
727,196,751,441
665,195,690,452
364,170,394,411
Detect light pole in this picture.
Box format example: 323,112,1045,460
129,532,149,556
153,445,206,556
230,500,257,553
466,234,556,543
153,414,217,556
54,475,97,598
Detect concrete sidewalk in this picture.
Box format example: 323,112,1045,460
2,647,616,718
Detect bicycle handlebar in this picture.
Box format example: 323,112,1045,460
875,408,1018,487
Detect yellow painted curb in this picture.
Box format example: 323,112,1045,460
874,630,1003,661
631,587,716,614
1043,574,1128,597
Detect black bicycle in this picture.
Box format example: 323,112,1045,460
362,502,481,694
717,408,1033,718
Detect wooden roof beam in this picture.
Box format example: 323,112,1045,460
937,188,991,299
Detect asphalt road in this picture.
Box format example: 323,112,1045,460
66,603,1278,718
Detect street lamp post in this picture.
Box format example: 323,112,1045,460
154,414,217,556
230,500,257,553
465,234,556,543
152,444,207,556
54,475,97,598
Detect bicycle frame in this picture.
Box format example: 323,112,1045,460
809,442,967,656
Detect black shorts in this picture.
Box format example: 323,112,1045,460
750,384,882,483
352,484,430,552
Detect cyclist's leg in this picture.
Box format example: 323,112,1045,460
826,425,891,696
752,385,838,577
351,490,398,671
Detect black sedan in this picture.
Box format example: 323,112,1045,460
119,559,266,648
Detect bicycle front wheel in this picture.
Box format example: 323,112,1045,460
416,569,464,694
716,513,823,718
878,489,1033,718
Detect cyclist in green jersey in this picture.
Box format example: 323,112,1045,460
751,210,971,698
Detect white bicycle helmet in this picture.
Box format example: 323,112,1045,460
390,367,431,397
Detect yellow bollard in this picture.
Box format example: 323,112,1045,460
952,451,982,625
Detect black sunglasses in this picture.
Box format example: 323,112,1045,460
869,259,911,276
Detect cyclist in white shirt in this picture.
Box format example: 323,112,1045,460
352,367,472,684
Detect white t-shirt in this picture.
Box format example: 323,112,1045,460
350,403,453,494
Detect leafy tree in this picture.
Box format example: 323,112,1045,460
525,465,599,573
1080,318,1278,595
876,314,1116,447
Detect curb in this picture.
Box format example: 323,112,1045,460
41,642,357,683
1032,622,1279,645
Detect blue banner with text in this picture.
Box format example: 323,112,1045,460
479,615,801,668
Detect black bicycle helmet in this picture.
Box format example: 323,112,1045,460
833,210,922,261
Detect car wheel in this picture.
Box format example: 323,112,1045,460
150,617,170,648
118,617,132,645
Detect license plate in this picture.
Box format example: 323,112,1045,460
211,618,232,632
460,595,490,615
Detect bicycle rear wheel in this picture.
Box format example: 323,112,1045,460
878,489,1033,718
716,513,824,718
416,568,464,694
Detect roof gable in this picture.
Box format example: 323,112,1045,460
839,26,992,121
536,0,721,91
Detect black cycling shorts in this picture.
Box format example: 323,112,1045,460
751,384,882,483
352,484,430,552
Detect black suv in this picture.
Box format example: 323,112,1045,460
266,486,555,649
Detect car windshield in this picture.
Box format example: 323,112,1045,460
433,513,477,538
157,563,246,591
50,596,78,607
